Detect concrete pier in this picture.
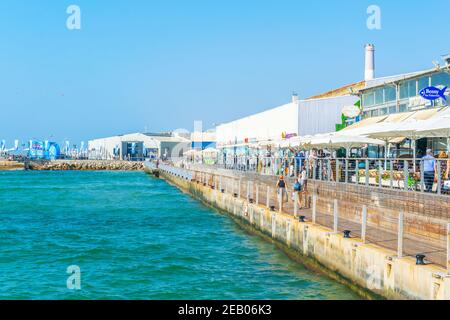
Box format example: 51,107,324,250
148,163,450,300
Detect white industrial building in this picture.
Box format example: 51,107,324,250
88,132,191,160
216,93,361,148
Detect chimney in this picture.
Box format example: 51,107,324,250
292,92,299,104
364,44,375,81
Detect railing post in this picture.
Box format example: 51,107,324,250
319,160,323,181
447,222,450,274
378,160,383,188
398,211,404,258
327,160,332,182
313,159,317,181
294,192,298,218
335,159,339,183
278,188,282,213
361,205,367,243
345,159,349,183
266,186,270,208
420,160,425,192
312,194,317,224
437,160,442,195
247,181,250,201
355,160,359,185
403,160,409,191
238,178,241,198
390,160,394,189
333,199,338,233
365,159,369,187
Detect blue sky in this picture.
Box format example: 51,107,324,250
0,0,449,145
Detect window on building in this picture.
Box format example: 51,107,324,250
385,86,396,102
379,107,388,115
400,80,417,99
374,89,384,105
399,104,407,113
388,105,397,114
370,109,379,117
431,72,450,88
362,91,375,107
418,76,430,91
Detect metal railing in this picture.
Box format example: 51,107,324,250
198,156,450,196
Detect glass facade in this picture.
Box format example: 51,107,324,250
360,70,450,119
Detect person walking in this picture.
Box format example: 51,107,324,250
276,175,288,205
422,149,437,193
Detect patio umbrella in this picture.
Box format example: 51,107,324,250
416,114,450,151
309,134,384,156
367,119,430,170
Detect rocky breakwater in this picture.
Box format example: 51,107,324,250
0,161,25,170
28,160,145,171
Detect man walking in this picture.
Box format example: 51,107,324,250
422,149,436,192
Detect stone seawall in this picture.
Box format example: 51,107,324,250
152,165,450,300
28,160,144,171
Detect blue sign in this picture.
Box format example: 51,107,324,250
419,86,447,101
29,140,60,160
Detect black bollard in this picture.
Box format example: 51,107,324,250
270,205,275,211
233,193,238,198
343,230,351,238
249,199,254,204
416,254,426,265
299,216,306,222
221,189,225,193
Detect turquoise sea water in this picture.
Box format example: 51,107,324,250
0,171,360,300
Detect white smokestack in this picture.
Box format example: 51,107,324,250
364,44,375,81
292,92,299,104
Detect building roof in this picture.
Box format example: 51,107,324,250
360,66,450,92
306,81,366,100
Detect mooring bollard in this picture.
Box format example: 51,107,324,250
361,205,367,243
333,199,338,233
398,211,404,258
343,230,351,238
416,254,426,265
299,215,306,223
